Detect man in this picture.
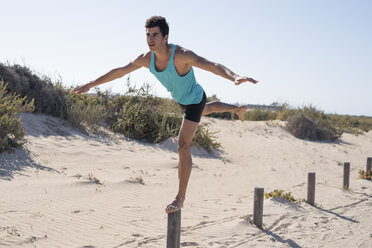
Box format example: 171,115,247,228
71,16,258,213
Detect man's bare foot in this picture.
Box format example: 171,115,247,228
165,198,184,213
235,106,247,122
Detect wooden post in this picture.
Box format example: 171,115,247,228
307,172,316,206
253,187,264,228
167,210,181,248
367,157,372,171
343,162,350,189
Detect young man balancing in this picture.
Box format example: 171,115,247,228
71,16,258,213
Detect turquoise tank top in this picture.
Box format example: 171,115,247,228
149,44,204,105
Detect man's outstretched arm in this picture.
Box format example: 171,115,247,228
70,53,147,94
184,50,258,85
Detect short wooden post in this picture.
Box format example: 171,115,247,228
307,172,316,206
343,162,350,189
167,210,181,248
253,187,264,228
367,157,372,171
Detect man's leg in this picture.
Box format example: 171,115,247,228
165,118,198,213
202,101,247,121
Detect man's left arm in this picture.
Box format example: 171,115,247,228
185,50,258,85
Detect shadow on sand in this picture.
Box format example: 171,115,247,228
262,229,302,248
0,148,57,181
314,205,360,224
22,113,226,160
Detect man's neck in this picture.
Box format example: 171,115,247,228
154,44,171,61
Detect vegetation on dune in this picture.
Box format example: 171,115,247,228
0,63,66,117
286,106,343,141
264,189,298,203
359,170,372,180
0,80,34,153
1,62,372,155
242,103,372,141
0,63,221,153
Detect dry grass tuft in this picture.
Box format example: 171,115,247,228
126,176,145,185
264,189,298,203
359,170,372,180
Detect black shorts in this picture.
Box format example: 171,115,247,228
179,92,207,123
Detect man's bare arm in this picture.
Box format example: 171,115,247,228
185,50,258,85
70,53,148,94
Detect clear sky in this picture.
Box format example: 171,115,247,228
2,0,372,116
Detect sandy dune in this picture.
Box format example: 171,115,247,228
0,113,371,247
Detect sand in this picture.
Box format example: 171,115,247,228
0,113,371,247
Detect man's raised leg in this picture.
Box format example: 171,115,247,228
202,101,247,121
165,118,198,213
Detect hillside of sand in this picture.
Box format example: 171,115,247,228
0,113,371,247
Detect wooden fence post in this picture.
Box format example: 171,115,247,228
167,210,181,248
253,187,264,228
367,157,372,171
307,172,316,206
343,162,350,189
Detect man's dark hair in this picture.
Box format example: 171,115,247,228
145,16,169,37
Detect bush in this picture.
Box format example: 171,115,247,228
332,115,372,134
286,105,344,141
359,170,372,180
112,94,182,142
264,189,297,203
193,123,222,152
244,108,278,121
0,80,34,153
65,91,111,132
0,63,66,117
111,86,221,151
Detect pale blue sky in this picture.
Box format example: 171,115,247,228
2,0,372,116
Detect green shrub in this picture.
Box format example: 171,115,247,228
193,123,222,152
359,170,372,180
264,189,297,203
332,115,372,134
112,91,179,142
275,103,298,121
0,63,66,117
244,107,277,121
0,80,35,153
286,107,343,141
65,92,111,132
111,84,221,151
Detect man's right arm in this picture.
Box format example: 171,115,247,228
70,53,149,94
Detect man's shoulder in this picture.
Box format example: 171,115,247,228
175,44,196,61
136,51,152,61
175,45,193,55
133,51,151,67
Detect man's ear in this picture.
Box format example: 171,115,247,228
164,34,169,43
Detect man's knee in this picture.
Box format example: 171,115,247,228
177,141,191,155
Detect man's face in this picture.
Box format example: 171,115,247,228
146,26,168,51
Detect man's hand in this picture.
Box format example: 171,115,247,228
70,83,92,94
234,76,258,86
